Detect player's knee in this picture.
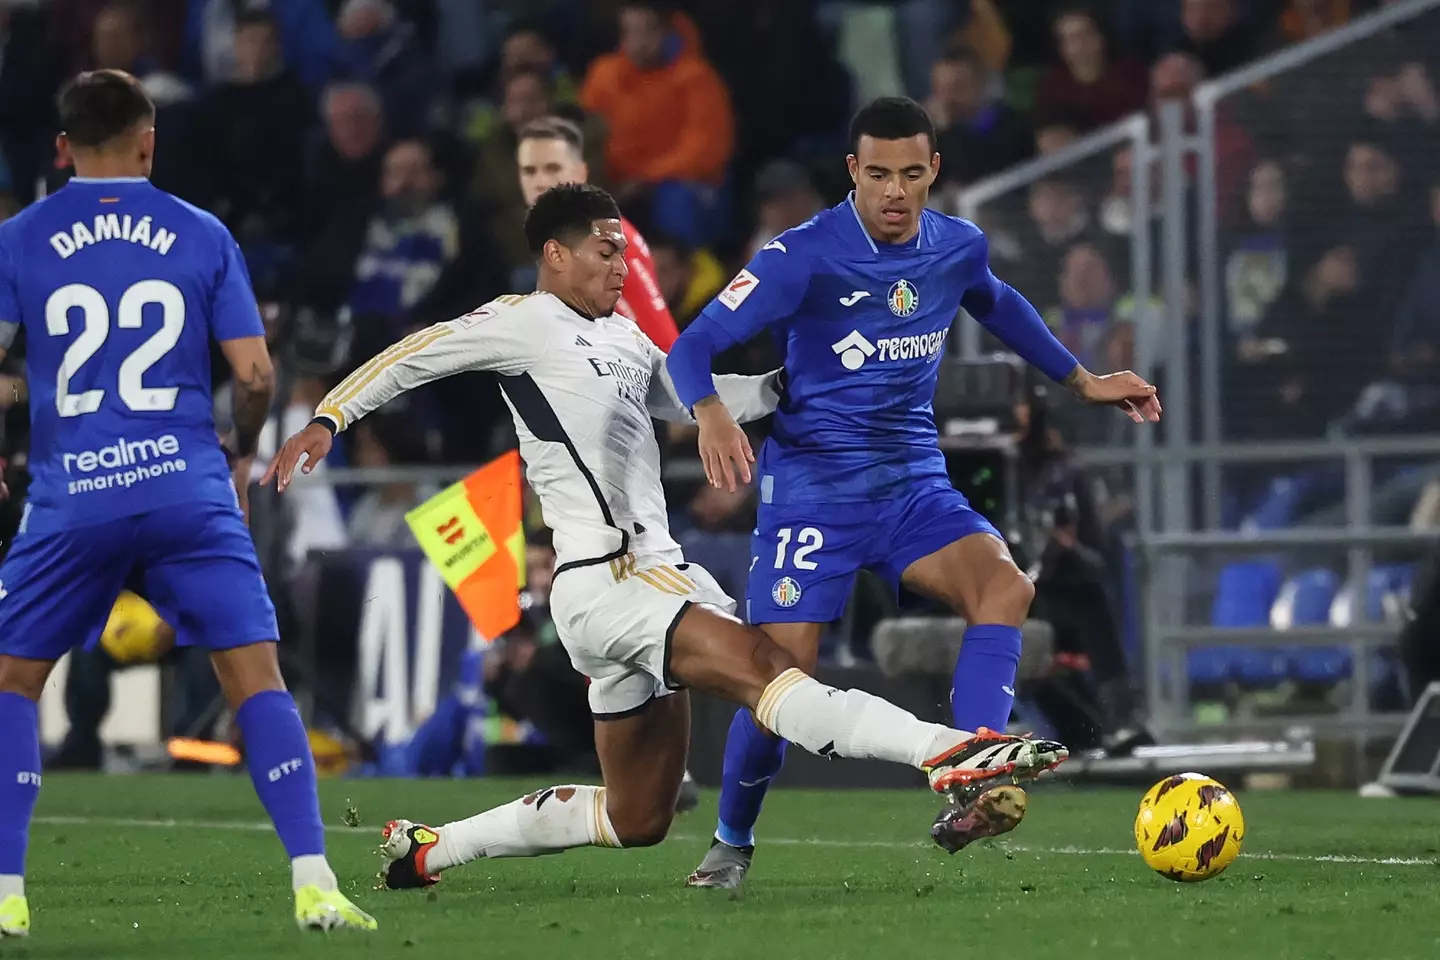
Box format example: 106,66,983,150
976,567,1035,626
608,804,674,848
0,656,53,702
753,633,802,684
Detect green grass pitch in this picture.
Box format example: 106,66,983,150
12,774,1440,959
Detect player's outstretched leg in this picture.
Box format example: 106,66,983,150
380,690,690,888
0,658,49,939
212,644,376,931
668,605,1067,814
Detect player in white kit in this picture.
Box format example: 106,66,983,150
265,184,1066,884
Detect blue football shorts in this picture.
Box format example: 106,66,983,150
0,502,278,660
746,484,1000,624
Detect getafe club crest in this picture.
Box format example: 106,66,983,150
772,577,802,608
887,279,918,317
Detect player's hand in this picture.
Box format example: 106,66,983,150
1074,370,1162,424
694,397,753,492
263,422,334,493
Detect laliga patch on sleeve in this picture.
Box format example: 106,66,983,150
719,269,760,311
457,306,496,328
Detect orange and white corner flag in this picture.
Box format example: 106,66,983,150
405,450,525,641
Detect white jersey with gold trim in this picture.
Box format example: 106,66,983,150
314,291,781,573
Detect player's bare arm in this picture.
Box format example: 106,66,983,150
219,335,276,522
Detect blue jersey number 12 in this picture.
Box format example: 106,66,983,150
774,526,823,570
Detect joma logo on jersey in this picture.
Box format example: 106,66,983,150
832,328,949,370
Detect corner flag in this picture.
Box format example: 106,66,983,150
405,450,525,640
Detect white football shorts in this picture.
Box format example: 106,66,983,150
548,552,736,718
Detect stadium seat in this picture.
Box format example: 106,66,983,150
1241,471,1322,532
1286,565,1417,685
1329,564,1416,628
1191,559,1284,686
1272,568,1342,685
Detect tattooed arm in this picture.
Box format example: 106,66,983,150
218,336,276,521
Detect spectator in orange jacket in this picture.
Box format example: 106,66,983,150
580,1,734,246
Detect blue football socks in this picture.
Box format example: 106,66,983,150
714,709,788,849
0,693,40,881
951,624,1024,733
235,690,326,860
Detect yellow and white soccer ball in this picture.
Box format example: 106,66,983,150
100,591,175,665
1134,772,1245,882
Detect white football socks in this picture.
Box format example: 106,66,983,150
430,785,620,871
753,668,971,768
0,875,22,899
291,854,337,892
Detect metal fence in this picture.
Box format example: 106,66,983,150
951,114,1159,451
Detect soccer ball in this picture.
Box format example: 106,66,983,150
1133,772,1245,882
100,591,174,665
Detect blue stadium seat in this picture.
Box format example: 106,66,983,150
1211,560,1284,626
1191,559,1283,686
1367,564,1415,622
1288,564,1416,686
1272,568,1343,685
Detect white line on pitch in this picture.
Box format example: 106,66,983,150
30,816,1436,867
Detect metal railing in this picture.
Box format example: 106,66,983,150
1121,436,1440,741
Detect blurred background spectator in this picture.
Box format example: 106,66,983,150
1038,4,1148,132
930,46,1033,188
580,0,734,245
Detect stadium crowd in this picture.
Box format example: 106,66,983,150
0,0,1436,764
0,1,1431,488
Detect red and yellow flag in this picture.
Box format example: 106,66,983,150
405,450,525,641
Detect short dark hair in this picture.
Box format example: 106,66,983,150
523,182,621,256
848,96,936,154
518,115,584,154
58,69,155,149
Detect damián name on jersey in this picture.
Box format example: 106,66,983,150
48,213,179,259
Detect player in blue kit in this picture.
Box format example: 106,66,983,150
667,97,1161,887
0,70,375,935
